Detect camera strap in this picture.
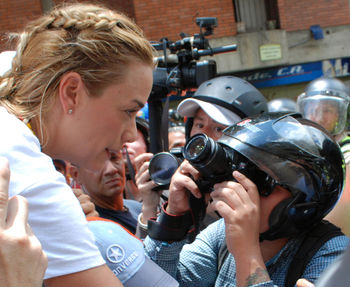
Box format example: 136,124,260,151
148,202,195,242
188,194,207,242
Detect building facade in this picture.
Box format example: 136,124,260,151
1,0,350,99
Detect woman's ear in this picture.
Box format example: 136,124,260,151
58,72,84,114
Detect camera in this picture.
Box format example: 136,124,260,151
149,133,271,194
184,134,272,194
183,133,236,191
148,17,237,154
149,147,184,188
151,17,237,94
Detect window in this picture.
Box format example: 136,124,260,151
233,0,280,33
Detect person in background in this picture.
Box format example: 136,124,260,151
144,113,349,287
53,159,98,218
267,97,298,113
136,75,268,238
52,159,70,184
0,2,154,286
297,77,350,236
123,117,150,201
0,157,47,287
70,150,141,234
168,125,186,150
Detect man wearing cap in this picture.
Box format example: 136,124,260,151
136,76,268,237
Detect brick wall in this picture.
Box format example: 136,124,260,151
0,0,134,50
133,0,236,42
278,0,350,31
0,0,42,50
53,0,134,17
1,0,350,52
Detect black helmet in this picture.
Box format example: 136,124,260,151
218,112,344,240
297,77,350,135
177,75,268,138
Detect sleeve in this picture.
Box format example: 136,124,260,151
22,180,106,279
136,212,149,239
300,235,350,284
144,219,226,287
315,245,350,287
0,114,105,279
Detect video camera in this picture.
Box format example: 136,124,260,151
149,133,271,194
148,17,237,154
151,17,237,94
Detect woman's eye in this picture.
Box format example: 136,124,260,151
126,109,138,117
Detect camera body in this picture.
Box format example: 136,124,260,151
149,134,270,194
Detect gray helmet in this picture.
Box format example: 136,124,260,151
177,76,268,139
297,77,350,135
268,98,298,113
191,75,268,118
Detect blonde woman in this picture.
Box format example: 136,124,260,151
0,3,154,286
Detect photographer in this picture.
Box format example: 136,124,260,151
136,76,267,237
144,113,349,287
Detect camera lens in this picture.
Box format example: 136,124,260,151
186,137,205,158
149,152,181,185
184,134,212,162
184,133,236,181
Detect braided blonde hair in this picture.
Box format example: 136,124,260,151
0,3,154,124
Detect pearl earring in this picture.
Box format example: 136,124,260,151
68,109,73,114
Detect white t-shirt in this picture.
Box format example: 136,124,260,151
0,107,105,279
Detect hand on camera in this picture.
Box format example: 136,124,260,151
210,171,261,257
167,160,202,215
134,153,159,223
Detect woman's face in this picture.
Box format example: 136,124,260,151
65,61,153,171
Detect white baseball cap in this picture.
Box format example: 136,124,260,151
177,98,241,126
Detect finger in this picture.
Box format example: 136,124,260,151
178,160,200,181
136,162,151,180
172,172,201,198
211,185,244,209
141,180,158,191
72,188,83,197
0,158,10,228
210,197,236,220
135,153,153,171
296,279,315,287
6,195,29,234
232,171,260,204
136,162,147,175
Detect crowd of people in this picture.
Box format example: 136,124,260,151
0,2,350,287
